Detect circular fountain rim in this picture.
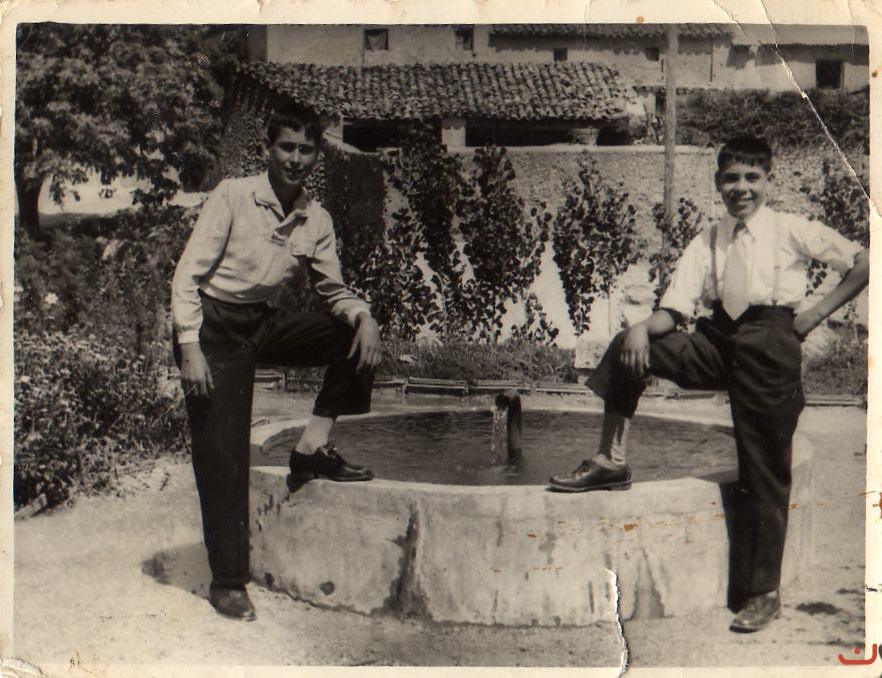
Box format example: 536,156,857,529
251,403,812,492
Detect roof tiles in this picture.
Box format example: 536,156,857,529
240,60,635,122
489,23,731,39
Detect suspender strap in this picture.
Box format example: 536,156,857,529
710,224,719,300
770,213,780,307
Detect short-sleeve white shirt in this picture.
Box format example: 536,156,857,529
659,205,863,318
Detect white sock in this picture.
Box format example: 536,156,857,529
593,411,630,469
295,415,335,455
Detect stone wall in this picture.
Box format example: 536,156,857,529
474,145,717,246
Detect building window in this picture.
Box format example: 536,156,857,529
646,46,660,61
364,28,389,51
553,48,568,62
454,27,474,51
816,59,843,89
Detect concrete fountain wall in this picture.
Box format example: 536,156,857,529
249,411,813,627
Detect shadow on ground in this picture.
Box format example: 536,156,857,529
142,543,212,599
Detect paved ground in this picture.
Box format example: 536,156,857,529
12,392,868,673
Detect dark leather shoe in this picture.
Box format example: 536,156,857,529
730,590,781,632
289,443,374,482
547,459,631,492
209,585,256,621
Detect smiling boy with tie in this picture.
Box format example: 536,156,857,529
548,136,869,632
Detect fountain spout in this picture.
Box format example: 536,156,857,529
492,389,523,467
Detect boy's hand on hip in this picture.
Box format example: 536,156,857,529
793,310,819,342
349,314,382,373
621,324,651,380
180,343,214,398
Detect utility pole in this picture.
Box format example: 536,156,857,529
661,24,678,292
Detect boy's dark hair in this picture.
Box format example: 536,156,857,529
717,136,773,173
266,103,324,146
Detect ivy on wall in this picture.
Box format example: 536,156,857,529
674,89,868,152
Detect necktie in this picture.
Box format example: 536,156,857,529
722,221,749,320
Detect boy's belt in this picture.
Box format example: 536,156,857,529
711,302,795,329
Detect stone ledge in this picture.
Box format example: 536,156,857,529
250,419,812,627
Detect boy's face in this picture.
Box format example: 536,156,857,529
266,126,318,196
715,160,771,221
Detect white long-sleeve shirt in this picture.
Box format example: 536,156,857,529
171,173,370,344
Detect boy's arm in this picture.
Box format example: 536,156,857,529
619,233,708,379
171,180,234,397
171,179,234,344
793,248,869,339
309,212,382,372
620,309,679,379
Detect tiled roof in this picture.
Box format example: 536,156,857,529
489,23,731,39
239,61,635,122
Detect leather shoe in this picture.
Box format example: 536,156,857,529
209,585,256,621
547,459,631,492
289,443,374,482
730,590,781,632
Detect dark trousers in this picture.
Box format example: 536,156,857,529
173,294,373,588
589,306,805,596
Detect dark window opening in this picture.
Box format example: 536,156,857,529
553,48,568,62
364,28,389,51
816,59,843,89
343,119,441,151
465,120,602,147
646,46,660,62
596,122,632,146
455,27,474,51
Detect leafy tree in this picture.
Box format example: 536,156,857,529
14,24,237,239
552,160,641,335
382,123,469,339
357,206,435,341
457,146,553,342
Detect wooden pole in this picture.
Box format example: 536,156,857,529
661,25,678,292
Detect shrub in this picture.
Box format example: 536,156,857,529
648,198,706,311
800,159,870,293
14,330,189,512
552,159,642,334
357,205,435,341
457,147,554,342
508,292,560,345
91,205,195,353
383,123,468,340
803,333,867,396
14,230,104,334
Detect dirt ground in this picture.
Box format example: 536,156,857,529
12,392,868,673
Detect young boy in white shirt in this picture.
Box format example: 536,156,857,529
548,136,869,632
171,105,382,621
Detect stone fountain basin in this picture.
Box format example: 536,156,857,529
249,408,813,627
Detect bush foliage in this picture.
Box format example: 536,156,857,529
552,160,642,334
14,330,188,511
675,89,868,151
14,206,194,511
648,198,706,309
